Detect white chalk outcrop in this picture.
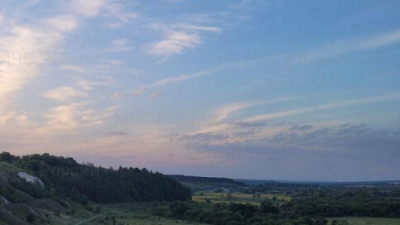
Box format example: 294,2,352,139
17,172,44,188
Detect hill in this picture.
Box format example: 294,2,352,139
169,175,246,191
0,152,191,224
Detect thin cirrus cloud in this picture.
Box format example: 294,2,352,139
243,95,400,123
42,86,87,101
103,3,138,29
173,24,221,33
46,14,79,32
147,22,221,57
132,28,400,98
61,65,87,73
43,102,116,132
110,38,131,52
128,62,243,98
148,91,162,99
296,29,400,63
212,97,302,123
148,31,202,56
69,0,105,17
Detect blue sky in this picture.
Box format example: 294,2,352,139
0,0,400,181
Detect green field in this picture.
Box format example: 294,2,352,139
192,192,291,205
328,217,400,225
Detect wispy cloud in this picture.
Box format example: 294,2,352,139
148,31,201,56
0,0,108,116
181,95,399,148
147,21,221,57
61,64,86,73
46,14,78,32
43,86,87,101
244,95,400,122
70,0,105,17
296,29,400,62
43,102,116,132
213,97,300,123
173,24,221,33
110,38,131,52
0,22,72,112
131,87,146,97
148,91,162,99
109,59,124,65
126,66,227,97
138,28,400,94
103,2,138,29
76,76,114,91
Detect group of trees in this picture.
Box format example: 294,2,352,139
153,201,328,225
289,188,400,217
0,152,191,204
248,181,400,218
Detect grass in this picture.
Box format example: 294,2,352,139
78,203,209,225
328,217,400,225
192,192,291,205
86,214,208,225
0,162,22,173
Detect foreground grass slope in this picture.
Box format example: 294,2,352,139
328,217,400,225
79,204,210,225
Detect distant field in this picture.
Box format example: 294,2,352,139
192,192,291,205
328,217,400,225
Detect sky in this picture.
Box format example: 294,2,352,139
0,0,400,182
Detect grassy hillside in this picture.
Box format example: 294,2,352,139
0,152,191,225
328,217,400,225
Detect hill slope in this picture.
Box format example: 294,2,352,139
169,175,246,191
0,152,191,225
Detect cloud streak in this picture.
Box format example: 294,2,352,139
296,29,400,62
43,86,87,101
131,28,400,97
148,31,202,56
243,95,400,122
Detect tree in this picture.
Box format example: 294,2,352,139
0,152,15,163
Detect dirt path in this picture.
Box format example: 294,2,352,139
74,214,102,225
